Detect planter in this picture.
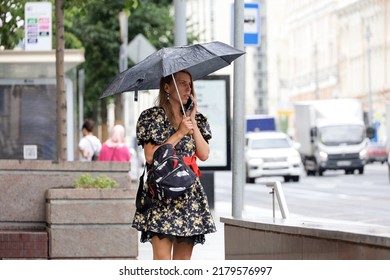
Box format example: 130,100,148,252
46,187,137,259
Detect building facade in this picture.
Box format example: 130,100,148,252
275,0,390,139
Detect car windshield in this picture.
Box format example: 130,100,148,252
250,138,291,149
319,125,364,146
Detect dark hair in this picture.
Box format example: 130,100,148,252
82,119,95,132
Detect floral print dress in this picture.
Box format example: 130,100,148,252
132,106,216,245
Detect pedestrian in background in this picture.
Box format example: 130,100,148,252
78,119,102,161
98,124,131,162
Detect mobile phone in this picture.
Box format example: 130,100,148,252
183,95,194,114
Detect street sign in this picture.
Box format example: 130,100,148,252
244,3,260,46
231,3,261,46
126,34,156,64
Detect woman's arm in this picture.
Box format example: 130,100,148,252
189,97,210,161
189,117,210,161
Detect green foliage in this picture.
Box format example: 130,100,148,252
74,174,118,189
0,0,28,49
66,0,180,119
1,0,197,122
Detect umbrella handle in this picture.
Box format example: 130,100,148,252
171,74,187,117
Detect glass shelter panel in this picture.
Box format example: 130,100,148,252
0,84,57,160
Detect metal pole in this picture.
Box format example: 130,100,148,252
270,187,275,221
366,25,373,126
174,0,187,46
78,69,84,135
232,0,245,218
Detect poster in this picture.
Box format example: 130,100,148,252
25,2,52,51
195,75,231,170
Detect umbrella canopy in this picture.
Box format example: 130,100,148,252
100,41,245,99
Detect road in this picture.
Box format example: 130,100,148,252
215,162,390,226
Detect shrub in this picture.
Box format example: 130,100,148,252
74,174,118,189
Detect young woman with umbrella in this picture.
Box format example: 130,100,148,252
131,70,216,260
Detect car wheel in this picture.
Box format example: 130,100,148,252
292,176,300,182
306,170,315,176
358,167,364,174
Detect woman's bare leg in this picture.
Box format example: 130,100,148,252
152,236,173,260
172,240,194,260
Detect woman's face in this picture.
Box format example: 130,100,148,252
165,71,192,105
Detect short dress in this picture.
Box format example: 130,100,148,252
132,106,216,245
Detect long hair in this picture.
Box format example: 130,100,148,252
157,70,196,125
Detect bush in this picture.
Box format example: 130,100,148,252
74,174,118,189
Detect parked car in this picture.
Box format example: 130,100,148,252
245,131,303,183
366,142,388,164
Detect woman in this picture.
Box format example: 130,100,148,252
132,70,216,260
78,119,102,161
98,124,131,162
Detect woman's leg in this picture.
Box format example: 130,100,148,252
152,235,173,260
172,240,194,260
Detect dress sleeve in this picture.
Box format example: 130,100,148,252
136,107,169,146
195,112,212,142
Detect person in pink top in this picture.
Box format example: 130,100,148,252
98,124,131,162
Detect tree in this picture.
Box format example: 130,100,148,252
0,0,28,49
55,0,66,160
66,0,186,124
1,0,198,154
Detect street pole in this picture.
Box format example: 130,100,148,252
174,0,187,46
119,11,132,153
366,25,373,126
232,0,245,218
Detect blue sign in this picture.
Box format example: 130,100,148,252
231,3,261,46
244,3,260,46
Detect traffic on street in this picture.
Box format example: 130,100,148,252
215,162,390,227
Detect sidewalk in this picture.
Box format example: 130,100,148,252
137,202,228,260
137,201,275,260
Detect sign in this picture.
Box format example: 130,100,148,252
126,34,157,64
244,3,260,46
25,2,52,51
194,76,231,170
231,3,261,46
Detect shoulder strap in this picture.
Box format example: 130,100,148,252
85,137,96,152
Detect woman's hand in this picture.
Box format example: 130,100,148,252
178,116,194,135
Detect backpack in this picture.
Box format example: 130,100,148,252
146,143,197,202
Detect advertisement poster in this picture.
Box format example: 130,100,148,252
25,2,52,51
194,75,231,170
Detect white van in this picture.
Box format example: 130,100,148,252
245,131,303,183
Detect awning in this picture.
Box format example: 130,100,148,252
0,49,85,79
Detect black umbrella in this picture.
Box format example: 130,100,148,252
100,41,245,99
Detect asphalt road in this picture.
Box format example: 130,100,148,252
215,162,390,226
